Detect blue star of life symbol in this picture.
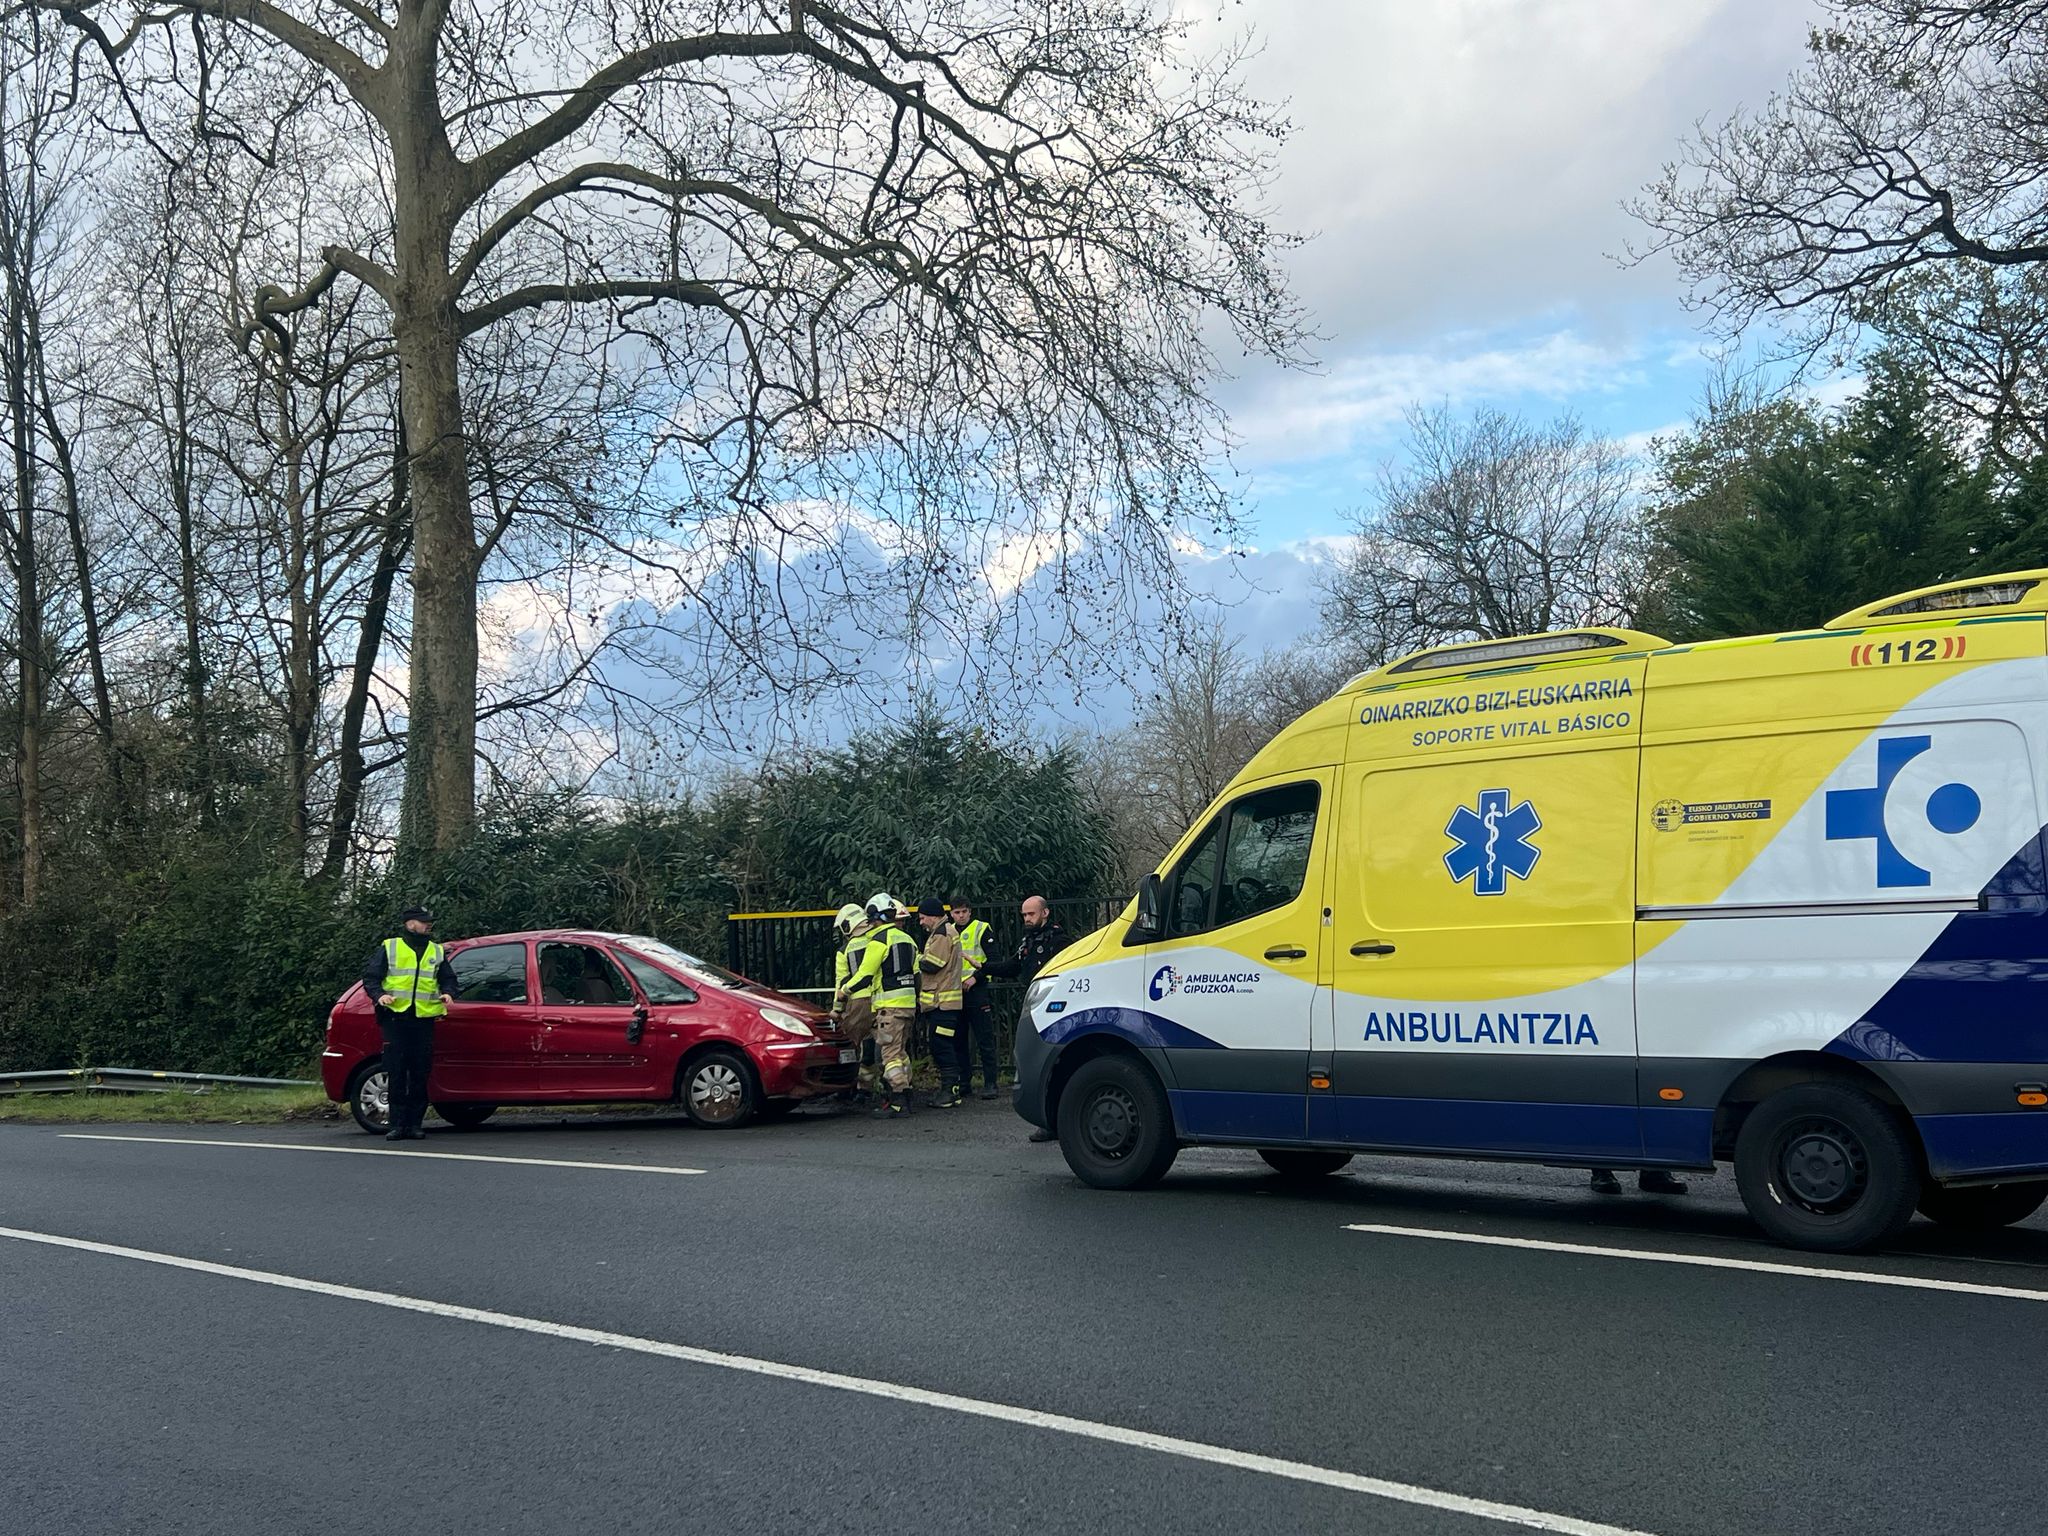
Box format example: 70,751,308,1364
1444,788,1541,896
1824,734,1981,888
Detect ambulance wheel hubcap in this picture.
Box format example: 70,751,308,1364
1780,1120,1864,1209
1083,1087,1140,1158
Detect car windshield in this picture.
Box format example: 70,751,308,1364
613,936,753,991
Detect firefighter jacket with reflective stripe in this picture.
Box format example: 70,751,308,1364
839,926,880,997
380,936,449,1018
919,923,963,1010
847,923,918,1009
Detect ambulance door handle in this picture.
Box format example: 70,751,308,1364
1350,941,1396,957
1263,946,1308,961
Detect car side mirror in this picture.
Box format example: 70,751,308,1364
627,1004,648,1046
1134,873,1164,940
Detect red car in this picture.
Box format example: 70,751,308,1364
321,929,856,1133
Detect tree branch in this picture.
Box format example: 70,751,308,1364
459,26,804,202
458,276,733,334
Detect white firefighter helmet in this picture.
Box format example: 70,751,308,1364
834,902,865,936
866,891,899,920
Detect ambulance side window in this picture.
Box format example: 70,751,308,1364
1214,782,1320,927
1165,817,1223,938
1161,782,1322,939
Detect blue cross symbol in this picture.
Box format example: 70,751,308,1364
1823,734,1981,888
1445,789,1541,896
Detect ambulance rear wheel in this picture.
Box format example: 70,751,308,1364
1057,1055,1178,1190
1916,1181,2048,1230
1734,1082,1920,1252
1259,1149,1354,1180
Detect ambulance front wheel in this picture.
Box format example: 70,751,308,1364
1734,1082,1921,1252
1057,1054,1179,1190
1916,1180,2048,1230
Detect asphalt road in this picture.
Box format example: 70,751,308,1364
6,1099,2048,1536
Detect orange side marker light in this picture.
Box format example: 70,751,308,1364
1657,1087,1685,1102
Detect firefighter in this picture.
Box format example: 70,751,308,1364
916,899,965,1107
951,899,1000,1099
830,903,877,1102
842,892,918,1116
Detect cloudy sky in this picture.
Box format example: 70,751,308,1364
1165,0,1819,656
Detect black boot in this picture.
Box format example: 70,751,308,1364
1028,1126,1057,1144
1589,1168,1622,1195
1638,1169,1688,1195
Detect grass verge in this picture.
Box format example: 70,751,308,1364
0,1084,335,1124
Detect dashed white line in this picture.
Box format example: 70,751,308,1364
57,1133,704,1176
0,1224,1656,1536
1343,1222,2048,1302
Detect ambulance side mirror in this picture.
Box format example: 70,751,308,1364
1133,873,1164,940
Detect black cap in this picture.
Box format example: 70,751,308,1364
400,906,433,924
918,898,946,918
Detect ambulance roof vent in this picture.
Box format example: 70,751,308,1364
1379,627,1670,679
1826,569,2048,630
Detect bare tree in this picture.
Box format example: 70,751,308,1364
1633,1,2048,362
1318,407,1649,666
24,0,1303,858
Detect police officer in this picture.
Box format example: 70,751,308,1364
916,899,965,1107
360,906,456,1140
831,903,878,1102
842,892,919,1116
951,899,1000,1099
982,895,1068,1141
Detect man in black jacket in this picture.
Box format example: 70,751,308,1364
360,906,458,1141
983,895,1067,1141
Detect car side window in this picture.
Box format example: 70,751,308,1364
616,950,698,1006
449,943,530,1005
1164,816,1224,937
538,943,632,1007
1213,782,1321,928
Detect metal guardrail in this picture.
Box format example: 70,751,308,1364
0,1067,316,1097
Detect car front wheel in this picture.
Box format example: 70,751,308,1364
433,1103,497,1130
348,1063,390,1136
681,1050,758,1129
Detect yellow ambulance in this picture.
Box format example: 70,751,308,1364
1013,570,2048,1251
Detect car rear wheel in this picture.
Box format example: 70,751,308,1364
681,1050,758,1129
347,1063,389,1136
1917,1181,2048,1230
1259,1148,1354,1180
1057,1054,1178,1190
433,1103,497,1130
1734,1081,1920,1252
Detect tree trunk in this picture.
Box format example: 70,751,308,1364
319,426,410,884
278,368,315,865
166,338,215,826
34,355,121,824
391,307,477,857
4,281,41,905
389,24,477,859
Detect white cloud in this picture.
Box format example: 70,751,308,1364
1231,328,1644,465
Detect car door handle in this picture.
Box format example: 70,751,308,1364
1350,942,1396,957
1263,945,1308,961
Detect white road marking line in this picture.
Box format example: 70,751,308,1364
57,1133,703,1176
1344,1222,2048,1302
0,1226,1655,1536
